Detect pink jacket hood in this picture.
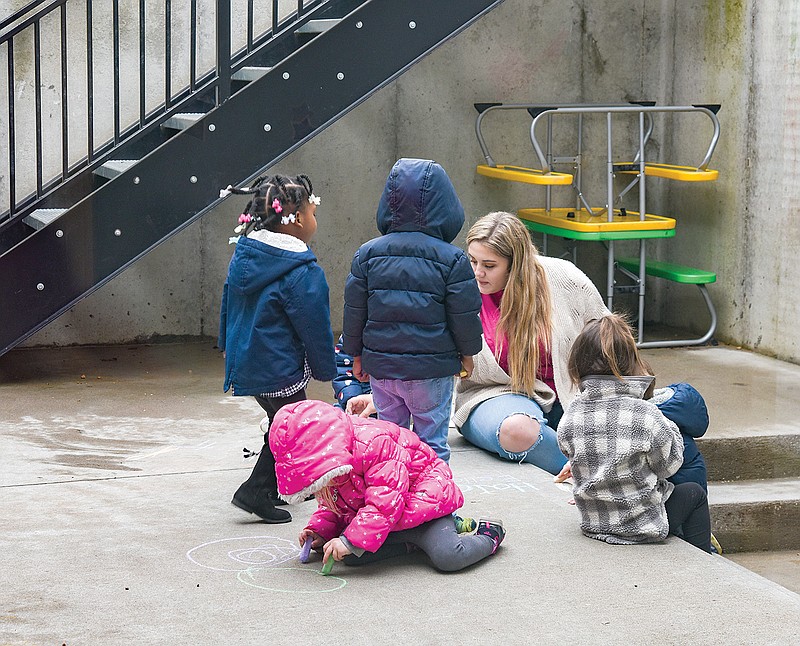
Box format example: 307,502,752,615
269,400,463,552
270,400,355,503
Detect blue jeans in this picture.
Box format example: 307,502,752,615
459,394,567,475
370,376,454,463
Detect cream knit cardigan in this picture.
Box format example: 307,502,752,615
453,255,609,428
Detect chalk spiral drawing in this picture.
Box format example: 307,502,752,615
237,566,346,594
187,536,346,594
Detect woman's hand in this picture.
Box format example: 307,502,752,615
299,528,324,550
323,537,352,563
553,461,572,483
346,394,376,418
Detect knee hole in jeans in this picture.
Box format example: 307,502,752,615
498,414,542,453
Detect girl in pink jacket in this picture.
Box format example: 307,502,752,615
269,400,505,571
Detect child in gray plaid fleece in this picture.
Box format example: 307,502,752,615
556,315,712,552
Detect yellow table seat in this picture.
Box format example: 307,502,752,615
517,207,676,233
616,162,719,182
476,164,573,186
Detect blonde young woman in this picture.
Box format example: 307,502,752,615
454,211,609,474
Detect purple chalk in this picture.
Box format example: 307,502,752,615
299,540,312,563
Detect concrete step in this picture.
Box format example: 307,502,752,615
94,159,138,179
709,477,800,552
295,18,340,35
699,431,800,481
162,112,204,131
232,66,272,82
725,549,800,595
22,208,67,231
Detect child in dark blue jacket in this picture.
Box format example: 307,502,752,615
651,382,723,552
219,174,337,524
651,382,710,491
333,336,372,412
342,159,483,462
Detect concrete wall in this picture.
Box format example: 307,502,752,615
13,0,800,365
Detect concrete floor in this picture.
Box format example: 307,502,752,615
1,341,800,645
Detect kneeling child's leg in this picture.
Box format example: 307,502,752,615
406,516,500,572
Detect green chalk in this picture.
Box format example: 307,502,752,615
321,558,334,576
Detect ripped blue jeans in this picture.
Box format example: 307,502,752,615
458,394,567,475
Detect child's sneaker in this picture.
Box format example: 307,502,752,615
476,518,505,554
453,515,477,534
710,533,723,555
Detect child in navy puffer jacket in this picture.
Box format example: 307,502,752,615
343,158,483,463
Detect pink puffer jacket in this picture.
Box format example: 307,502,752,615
270,400,464,553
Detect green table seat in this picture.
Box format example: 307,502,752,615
616,257,716,284
615,257,717,348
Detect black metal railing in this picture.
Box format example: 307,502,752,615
0,0,328,227
0,0,505,356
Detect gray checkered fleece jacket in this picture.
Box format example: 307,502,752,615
557,375,684,544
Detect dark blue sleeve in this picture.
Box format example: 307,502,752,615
444,251,484,357
655,383,709,438
342,248,368,357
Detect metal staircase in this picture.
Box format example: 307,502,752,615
0,0,504,356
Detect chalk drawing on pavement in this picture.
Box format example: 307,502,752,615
187,536,300,572
186,536,347,594
457,473,542,496
237,566,346,594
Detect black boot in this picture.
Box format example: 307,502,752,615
231,443,291,523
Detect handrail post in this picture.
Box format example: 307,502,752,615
216,0,231,105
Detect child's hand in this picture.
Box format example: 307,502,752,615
458,355,474,379
553,461,572,483
299,528,324,550
346,394,376,418
352,356,369,382
322,537,352,563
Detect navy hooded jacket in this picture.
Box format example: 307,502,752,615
219,235,337,396
342,158,483,380
654,382,710,490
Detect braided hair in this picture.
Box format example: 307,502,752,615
228,174,314,237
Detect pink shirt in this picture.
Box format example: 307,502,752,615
480,291,508,372
479,290,557,397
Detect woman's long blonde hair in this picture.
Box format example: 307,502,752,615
467,212,552,396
